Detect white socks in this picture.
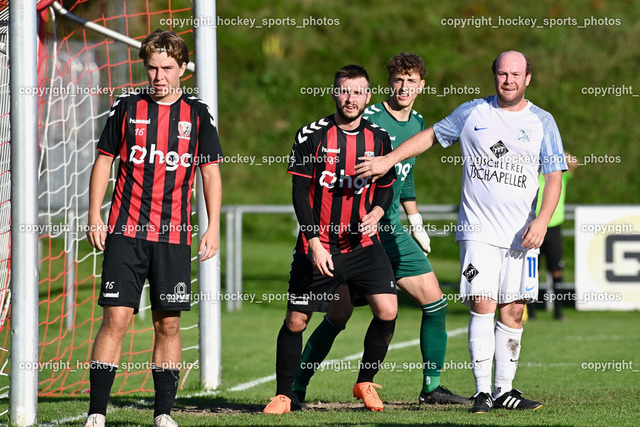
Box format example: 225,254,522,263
493,320,522,398
468,312,523,397
468,311,495,394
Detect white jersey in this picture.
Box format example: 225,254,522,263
433,95,567,250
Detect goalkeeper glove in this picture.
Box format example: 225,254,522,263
407,213,431,254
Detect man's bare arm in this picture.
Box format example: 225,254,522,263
355,127,437,181
522,170,562,250
198,163,222,261
87,153,115,251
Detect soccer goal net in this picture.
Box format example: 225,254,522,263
0,0,214,419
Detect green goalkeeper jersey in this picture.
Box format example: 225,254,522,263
363,102,425,236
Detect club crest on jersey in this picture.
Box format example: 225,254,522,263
364,151,375,158
518,128,531,142
463,263,479,282
178,121,192,140
490,141,509,158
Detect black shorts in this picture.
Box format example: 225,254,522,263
99,234,192,313
540,225,564,272
287,245,396,312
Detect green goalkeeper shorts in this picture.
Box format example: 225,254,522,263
380,230,433,279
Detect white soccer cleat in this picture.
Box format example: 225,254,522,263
154,413,179,427
84,413,106,427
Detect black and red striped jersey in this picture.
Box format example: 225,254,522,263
97,91,223,245
288,115,396,254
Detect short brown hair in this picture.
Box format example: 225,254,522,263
386,52,426,79
334,64,370,88
139,29,189,66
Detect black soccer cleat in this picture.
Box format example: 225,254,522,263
291,389,308,411
493,388,542,410
419,386,472,405
470,392,493,414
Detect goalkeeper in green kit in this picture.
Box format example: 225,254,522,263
292,52,469,406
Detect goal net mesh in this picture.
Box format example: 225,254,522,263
0,1,204,417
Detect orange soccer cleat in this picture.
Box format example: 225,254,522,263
263,394,292,414
353,382,384,411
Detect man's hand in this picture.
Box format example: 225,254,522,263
198,228,220,261
86,215,107,251
355,127,437,181
407,213,431,254
521,217,547,250
360,206,384,237
355,155,393,182
308,238,334,277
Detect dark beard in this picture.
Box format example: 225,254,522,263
336,104,363,122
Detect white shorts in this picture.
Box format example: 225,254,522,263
459,240,539,305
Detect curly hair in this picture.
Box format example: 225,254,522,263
386,52,426,79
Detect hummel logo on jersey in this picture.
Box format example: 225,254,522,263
130,143,193,171
463,263,479,282
296,118,330,144
319,169,370,194
490,141,509,158
474,125,488,131
102,292,120,298
130,118,151,124
290,295,309,306
178,121,192,140
322,147,341,154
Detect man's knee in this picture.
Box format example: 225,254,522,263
469,297,497,315
285,310,311,332
497,301,525,328
153,311,182,338
326,294,354,327
100,306,134,336
368,294,397,321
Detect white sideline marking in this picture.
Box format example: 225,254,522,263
229,326,468,392
521,362,575,368
47,327,468,424
41,401,148,426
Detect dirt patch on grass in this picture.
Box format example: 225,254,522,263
176,400,423,415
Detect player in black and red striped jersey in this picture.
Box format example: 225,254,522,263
263,65,398,414
85,30,222,427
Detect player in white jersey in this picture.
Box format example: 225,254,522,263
356,51,567,414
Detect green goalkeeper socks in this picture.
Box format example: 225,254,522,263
292,315,344,392
420,296,448,393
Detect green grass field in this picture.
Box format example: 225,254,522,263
26,237,639,426
4,1,639,424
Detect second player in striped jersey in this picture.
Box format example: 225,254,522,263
264,65,399,415
292,52,469,406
